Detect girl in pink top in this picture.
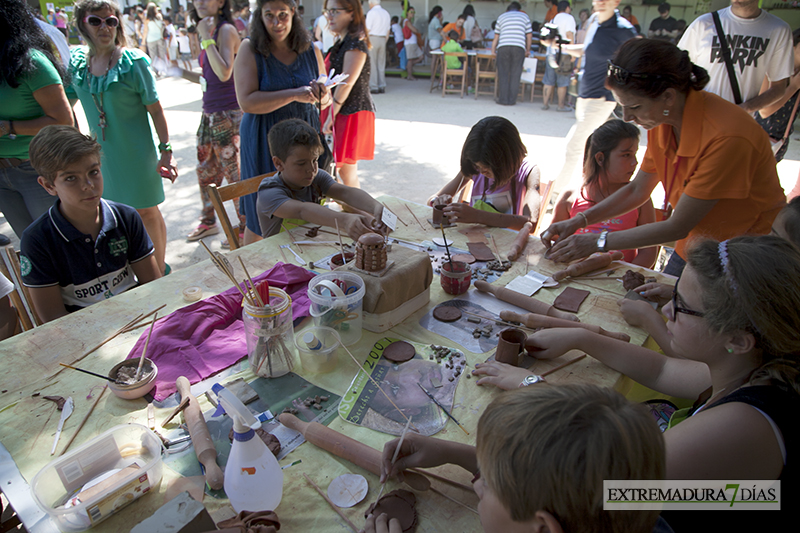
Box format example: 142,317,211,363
553,120,658,267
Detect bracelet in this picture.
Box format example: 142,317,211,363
8,120,16,140
200,38,216,50
577,211,588,228
333,97,344,105
158,142,172,153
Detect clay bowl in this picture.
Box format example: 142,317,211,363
330,252,355,269
107,358,158,400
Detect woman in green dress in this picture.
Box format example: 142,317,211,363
68,0,177,275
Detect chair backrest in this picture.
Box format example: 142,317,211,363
208,172,276,250
443,51,468,72
0,246,39,330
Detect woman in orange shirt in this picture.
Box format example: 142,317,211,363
542,39,785,276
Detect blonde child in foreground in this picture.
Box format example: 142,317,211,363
365,384,666,533
21,125,160,323
477,236,800,530
427,116,540,231
256,119,386,240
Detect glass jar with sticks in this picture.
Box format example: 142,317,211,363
243,287,297,378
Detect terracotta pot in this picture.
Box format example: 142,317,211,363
495,328,526,367
440,261,471,295
432,204,449,226
330,252,355,268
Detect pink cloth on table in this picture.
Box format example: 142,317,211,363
126,263,316,401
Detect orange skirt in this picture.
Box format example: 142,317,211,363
324,110,375,167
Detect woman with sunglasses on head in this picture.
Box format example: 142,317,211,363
542,38,785,276
0,0,73,240
233,0,330,244
320,0,375,190
475,235,800,529
179,0,245,245
69,0,177,276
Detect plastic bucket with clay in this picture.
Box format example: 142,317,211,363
307,272,365,346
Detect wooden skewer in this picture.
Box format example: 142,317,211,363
120,305,167,333
410,469,475,493
278,245,289,264
59,386,108,456
490,235,502,260
135,312,157,381
460,309,537,333
121,316,159,333
537,354,587,377
405,204,426,231
238,257,265,307
339,343,417,431
199,240,253,305
282,221,339,236
382,202,407,226
281,223,303,254
375,416,413,504
303,473,359,533
429,486,479,515
334,219,347,265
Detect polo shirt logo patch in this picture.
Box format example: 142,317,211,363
20,255,32,277
108,238,128,257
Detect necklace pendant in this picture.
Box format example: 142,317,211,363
98,115,107,141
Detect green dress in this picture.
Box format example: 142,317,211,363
67,47,164,209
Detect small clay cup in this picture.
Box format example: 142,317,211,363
432,204,449,226
330,252,355,269
495,328,526,367
440,261,471,295
107,358,158,400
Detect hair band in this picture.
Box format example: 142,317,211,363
718,240,738,293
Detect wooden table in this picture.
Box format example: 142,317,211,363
0,196,672,532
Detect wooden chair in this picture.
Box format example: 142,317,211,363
474,53,497,100
429,50,443,92
1,245,40,330
442,52,468,98
208,172,276,250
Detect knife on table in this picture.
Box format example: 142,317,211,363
50,396,74,455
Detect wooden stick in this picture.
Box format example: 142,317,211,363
303,473,359,533
410,469,475,493
278,245,289,264
339,343,417,431
538,354,587,377
58,363,115,382
405,204,426,231
375,416,413,504
135,312,157,381
490,235,502,260
429,486,479,515
334,219,347,265
381,202,407,226
59,386,108,456
238,257,265,307
120,305,167,333
460,309,537,333
282,221,339,236
199,240,253,304
281,223,303,253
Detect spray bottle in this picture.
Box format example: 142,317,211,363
211,383,283,512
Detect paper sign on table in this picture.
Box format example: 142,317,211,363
381,208,397,232
505,270,549,296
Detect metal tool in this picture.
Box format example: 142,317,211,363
50,397,74,455
280,244,306,265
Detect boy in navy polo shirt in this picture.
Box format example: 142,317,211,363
20,126,161,323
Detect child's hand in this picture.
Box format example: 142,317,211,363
363,513,402,533
617,298,661,329
472,361,536,390
343,214,376,241
426,194,451,207
442,203,482,224
380,433,449,483
634,282,673,306
523,328,582,359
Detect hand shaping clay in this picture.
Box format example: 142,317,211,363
365,489,417,532
553,287,590,313
467,242,495,262
383,341,416,363
622,270,646,291
433,305,463,322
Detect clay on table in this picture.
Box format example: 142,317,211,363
467,242,495,262
451,253,476,264
622,270,646,292
365,489,417,532
383,341,416,363
553,287,590,313
433,305,462,322
228,427,281,456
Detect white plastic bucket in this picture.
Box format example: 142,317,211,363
307,272,364,346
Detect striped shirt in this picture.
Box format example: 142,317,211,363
496,10,531,49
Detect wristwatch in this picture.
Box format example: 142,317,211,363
596,230,609,252
519,374,545,387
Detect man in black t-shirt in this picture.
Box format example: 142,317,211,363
648,2,679,43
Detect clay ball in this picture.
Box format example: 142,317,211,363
359,232,384,246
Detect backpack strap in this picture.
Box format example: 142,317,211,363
712,10,742,105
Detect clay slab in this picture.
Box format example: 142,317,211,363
553,287,590,313
327,474,368,508
467,242,495,262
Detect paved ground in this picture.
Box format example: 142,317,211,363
3,68,799,273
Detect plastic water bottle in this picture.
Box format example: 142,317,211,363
212,383,283,512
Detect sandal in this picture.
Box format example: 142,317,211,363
187,223,219,241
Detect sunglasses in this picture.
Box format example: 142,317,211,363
263,11,292,24
606,60,660,85
668,278,705,321
84,14,120,28
324,8,349,17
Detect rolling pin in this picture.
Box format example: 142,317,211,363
473,280,579,322
278,413,430,492
552,251,624,281
176,376,225,490
499,310,631,343
507,222,533,261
